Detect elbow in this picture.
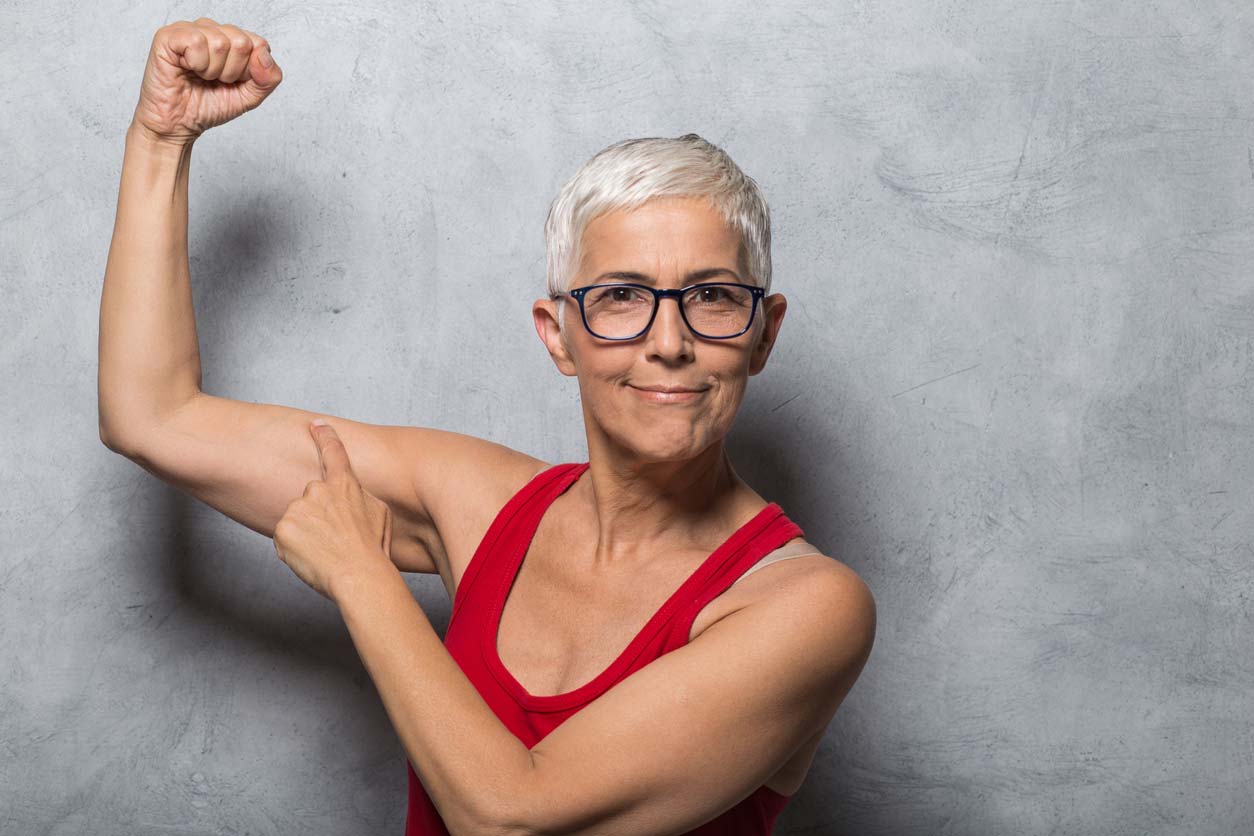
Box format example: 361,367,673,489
99,411,160,460
97,387,132,455
446,771,544,836
99,423,129,456
446,806,535,836
449,823,533,836
97,397,134,455
99,421,144,459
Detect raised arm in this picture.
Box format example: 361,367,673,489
98,18,282,442
97,21,544,580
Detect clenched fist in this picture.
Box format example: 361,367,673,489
131,18,282,146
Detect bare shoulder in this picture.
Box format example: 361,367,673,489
391,424,551,587
805,559,877,653
726,546,875,622
726,554,877,693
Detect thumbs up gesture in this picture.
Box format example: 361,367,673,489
131,18,283,147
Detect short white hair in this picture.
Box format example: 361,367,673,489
544,133,772,332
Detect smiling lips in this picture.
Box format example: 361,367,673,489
629,383,708,403
633,384,707,393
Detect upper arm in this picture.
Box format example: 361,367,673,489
511,564,877,836
104,391,542,575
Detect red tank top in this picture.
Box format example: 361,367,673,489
404,461,805,835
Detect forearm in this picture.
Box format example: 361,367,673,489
98,121,202,449
334,564,536,836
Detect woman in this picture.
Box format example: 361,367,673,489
98,18,877,835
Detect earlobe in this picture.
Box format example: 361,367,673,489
749,337,772,375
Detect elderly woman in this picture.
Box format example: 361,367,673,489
99,19,876,836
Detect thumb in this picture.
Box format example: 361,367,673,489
241,40,282,98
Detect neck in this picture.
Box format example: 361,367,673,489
571,437,753,568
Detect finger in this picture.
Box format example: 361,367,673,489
216,23,256,84
161,23,212,76
192,19,233,81
243,37,281,92
310,420,353,481
239,31,274,85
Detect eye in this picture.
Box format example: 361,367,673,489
686,284,732,304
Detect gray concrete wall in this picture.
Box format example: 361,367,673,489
2,1,1251,833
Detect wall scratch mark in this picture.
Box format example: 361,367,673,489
891,363,982,398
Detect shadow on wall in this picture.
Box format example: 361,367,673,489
730,368,892,836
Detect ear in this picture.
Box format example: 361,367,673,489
748,293,787,376
533,297,578,377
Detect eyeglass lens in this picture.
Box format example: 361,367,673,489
581,284,754,339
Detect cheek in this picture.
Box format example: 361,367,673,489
709,382,746,419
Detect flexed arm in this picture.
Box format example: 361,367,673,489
93,22,439,569
98,18,281,441
94,21,545,580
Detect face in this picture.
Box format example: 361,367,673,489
532,195,788,464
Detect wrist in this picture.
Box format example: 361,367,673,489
331,554,402,610
125,120,196,159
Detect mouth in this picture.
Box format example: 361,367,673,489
627,384,708,404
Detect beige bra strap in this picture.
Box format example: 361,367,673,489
731,540,824,586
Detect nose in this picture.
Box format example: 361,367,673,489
643,293,695,361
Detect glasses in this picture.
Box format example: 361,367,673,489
552,282,765,340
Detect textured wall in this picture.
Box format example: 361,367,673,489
3,1,1252,833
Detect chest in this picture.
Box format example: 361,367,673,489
490,540,787,698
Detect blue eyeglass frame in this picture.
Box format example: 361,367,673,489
551,281,767,341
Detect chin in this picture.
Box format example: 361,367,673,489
627,432,712,461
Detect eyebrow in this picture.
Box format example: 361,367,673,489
590,268,743,285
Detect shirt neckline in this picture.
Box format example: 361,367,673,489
480,461,782,712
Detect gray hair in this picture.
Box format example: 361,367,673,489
543,133,772,332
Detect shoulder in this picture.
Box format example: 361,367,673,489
389,425,552,572
782,557,874,640
682,553,875,741
811,560,877,654
731,541,875,628
735,554,877,689
394,426,552,519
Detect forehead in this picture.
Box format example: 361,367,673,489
577,196,744,273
